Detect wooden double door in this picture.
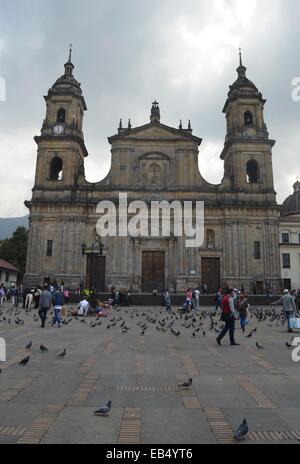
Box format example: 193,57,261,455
142,251,165,293
86,255,106,292
201,258,220,294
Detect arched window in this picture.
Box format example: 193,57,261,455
247,160,259,184
57,108,66,123
244,111,253,126
49,156,63,181
206,230,215,249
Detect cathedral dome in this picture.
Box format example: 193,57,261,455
51,73,82,96
229,75,258,93
48,46,83,98
281,181,300,216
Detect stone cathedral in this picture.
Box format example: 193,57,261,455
24,51,282,294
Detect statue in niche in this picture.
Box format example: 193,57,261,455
148,163,161,186
207,230,215,249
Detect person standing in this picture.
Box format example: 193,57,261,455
39,285,52,328
215,288,223,312
63,288,70,304
25,289,34,310
114,290,120,307
52,287,65,328
34,287,42,309
0,284,5,307
164,290,172,313
194,288,200,311
237,294,249,333
186,289,193,312
272,289,297,333
217,289,239,346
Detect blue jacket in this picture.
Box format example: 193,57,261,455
52,291,64,307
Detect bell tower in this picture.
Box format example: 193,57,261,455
221,51,276,203
33,46,88,194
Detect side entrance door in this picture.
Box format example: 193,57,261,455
86,256,106,292
142,251,165,293
201,257,221,294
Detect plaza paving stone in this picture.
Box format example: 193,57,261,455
0,304,300,444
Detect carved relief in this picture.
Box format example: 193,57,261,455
139,152,170,190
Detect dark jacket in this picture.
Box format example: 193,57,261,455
40,290,52,309
52,291,65,307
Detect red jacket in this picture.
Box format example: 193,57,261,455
222,295,231,314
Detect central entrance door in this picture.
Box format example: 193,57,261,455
86,255,106,292
201,257,220,294
142,251,165,292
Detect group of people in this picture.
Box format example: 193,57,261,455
162,285,300,346
217,287,300,346
110,287,132,307
0,283,20,308
35,284,66,328
216,289,250,346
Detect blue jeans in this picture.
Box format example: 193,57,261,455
53,307,61,325
218,316,236,344
240,314,247,329
286,312,293,331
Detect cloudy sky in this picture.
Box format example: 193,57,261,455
0,0,299,217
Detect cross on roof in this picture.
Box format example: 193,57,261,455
68,44,73,62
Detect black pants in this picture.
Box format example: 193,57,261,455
39,308,48,327
218,316,236,344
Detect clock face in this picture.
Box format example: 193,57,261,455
53,124,64,135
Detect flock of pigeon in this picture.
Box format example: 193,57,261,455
0,303,298,441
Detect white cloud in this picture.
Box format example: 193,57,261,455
0,0,297,217
0,131,36,217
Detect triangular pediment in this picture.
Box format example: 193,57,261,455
108,123,202,144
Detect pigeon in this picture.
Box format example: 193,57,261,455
192,332,196,338
246,332,253,338
286,341,293,349
174,330,180,337
19,356,30,366
94,401,112,416
256,342,264,350
178,378,193,388
25,341,32,349
233,419,249,441
40,344,48,352
57,349,66,358
203,331,206,337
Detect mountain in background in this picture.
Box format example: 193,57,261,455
0,216,29,239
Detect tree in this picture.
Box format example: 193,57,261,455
0,226,28,282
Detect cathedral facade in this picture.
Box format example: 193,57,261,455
24,51,282,294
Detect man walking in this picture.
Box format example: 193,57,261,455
217,289,239,346
272,289,296,333
215,288,223,312
39,285,52,328
52,287,64,328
